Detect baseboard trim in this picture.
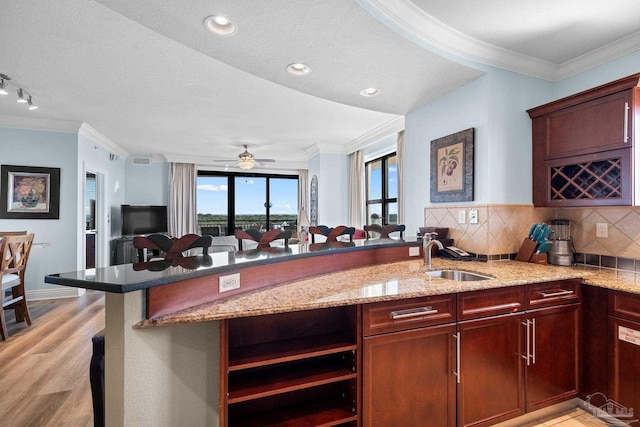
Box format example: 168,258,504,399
27,287,86,301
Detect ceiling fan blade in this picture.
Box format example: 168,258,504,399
212,159,236,162
254,158,276,162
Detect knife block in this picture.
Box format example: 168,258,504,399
529,253,547,265
515,238,547,264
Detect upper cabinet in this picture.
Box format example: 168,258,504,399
528,73,640,207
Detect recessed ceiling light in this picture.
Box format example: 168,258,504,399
204,15,237,36
287,63,311,76
360,88,380,97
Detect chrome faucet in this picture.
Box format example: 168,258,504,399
423,232,444,269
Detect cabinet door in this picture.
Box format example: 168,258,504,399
542,90,633,160
363,324,456,427
609,317,640,417
457,313,525,427
525,304,580,412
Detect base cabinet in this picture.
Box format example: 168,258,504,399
608,291,640,418
525,304,581,411
457,313,525,427
363,324,456,427
362,294,457,427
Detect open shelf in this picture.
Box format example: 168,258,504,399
222,306,360,427
229,396,357,427
229,332,356,371
229,353,357,403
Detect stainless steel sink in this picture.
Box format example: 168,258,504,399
426,269,492,281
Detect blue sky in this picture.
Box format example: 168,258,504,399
197,176,298,215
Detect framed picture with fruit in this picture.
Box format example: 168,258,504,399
430,128,474,202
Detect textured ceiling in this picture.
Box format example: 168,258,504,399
0,0,638,169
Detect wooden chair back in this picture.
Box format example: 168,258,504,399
0,231,27,236
133,233,213,261
309,225,355,243
235,229,291,250
364,224,405,239
1,233,34,340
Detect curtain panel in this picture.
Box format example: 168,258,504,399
168,163,197,237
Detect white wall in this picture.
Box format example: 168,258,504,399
0,127,80,298
401,50,640,236
307,152,350,226
125,159,169,205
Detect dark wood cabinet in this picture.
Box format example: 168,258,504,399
524,280,581,412
609,291,640,419
525,303,581,412
457,313,525,427
221,306,359,426
528,73,640,206
362,295,457,427
363,324,456,427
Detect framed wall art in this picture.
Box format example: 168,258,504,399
310,175,318,226
0,165,61,219
430,128,474,203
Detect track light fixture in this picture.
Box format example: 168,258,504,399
0,73,38,110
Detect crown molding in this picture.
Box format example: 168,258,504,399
556,31,640,80
345,116,404,154
79,123,130,158
0,114,82,133
358,0,640,82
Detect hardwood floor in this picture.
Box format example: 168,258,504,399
0,291,105,427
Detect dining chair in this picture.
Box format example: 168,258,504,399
364,224,405,239
309,225,355,243
235,229,291,250
1,233,35,341
133,233,213,261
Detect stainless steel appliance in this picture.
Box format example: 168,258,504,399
548,219,574,266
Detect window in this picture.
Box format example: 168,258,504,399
197,171,298,236
366,153,397,225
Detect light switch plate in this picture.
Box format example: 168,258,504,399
409,247,420,257
469,210,478,224
596,223,608,238
458,210,466,224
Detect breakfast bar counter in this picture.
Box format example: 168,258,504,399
44,240,640,427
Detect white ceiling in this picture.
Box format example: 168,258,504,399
1,0,638,170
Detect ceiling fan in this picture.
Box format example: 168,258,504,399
212,145,276,170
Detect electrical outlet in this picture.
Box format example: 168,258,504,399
596,223,608,238
469,209,478,224
219,273,240,292
409,246,420,257
458,210,466,224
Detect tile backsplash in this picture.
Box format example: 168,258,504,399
424,204,640,259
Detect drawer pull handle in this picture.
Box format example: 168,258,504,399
539,289,573,298
390,306,438,319
624,102,630,143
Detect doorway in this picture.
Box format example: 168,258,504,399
83,166,108,269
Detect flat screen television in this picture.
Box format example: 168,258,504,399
121,205,168,236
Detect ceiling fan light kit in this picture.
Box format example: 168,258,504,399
213,145,275,170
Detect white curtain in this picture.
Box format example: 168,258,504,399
349,150,365,228
298,169,309,212
396,130,405,225
168,163,197,237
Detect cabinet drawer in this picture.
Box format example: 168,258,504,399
362,294,456,336
457,286,524,321
609,291,640,322
526,279,581,309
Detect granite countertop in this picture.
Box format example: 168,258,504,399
136,258,640,328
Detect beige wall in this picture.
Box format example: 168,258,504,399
424,204,640,258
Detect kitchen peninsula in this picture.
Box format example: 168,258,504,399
46,239,640,427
